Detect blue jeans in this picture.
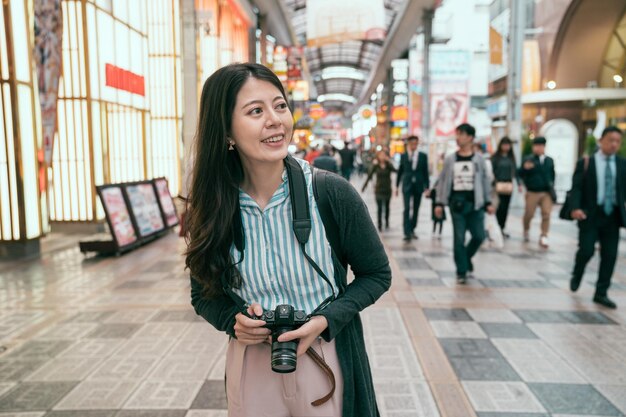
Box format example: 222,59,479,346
450,199,486,276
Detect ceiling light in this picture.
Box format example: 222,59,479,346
613,74,623,83
320,66,366,81
546,80,556,90
318,94,357,104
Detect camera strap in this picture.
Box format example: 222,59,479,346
223,156,336,315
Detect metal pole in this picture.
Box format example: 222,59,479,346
422,9,433,145
507,0,525,163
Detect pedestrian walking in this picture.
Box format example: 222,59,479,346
491,136,521,238
396,135,429,242
186,63,391,416
339,141,357,181
313,144,339,173
569,126,626,309
434,123,495,284
519,136,555,248
362,150,397,231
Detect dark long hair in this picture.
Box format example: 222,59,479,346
493,136,516,162
184,63,289,297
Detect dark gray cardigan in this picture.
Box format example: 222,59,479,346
190,173,392,417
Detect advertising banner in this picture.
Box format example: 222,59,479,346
306,0,385,47
409,46,423,137
125,183,165,237
99,187,138,247
34,0,63,165
153,178,179,227
430,51,470,139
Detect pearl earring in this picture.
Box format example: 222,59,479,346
228,141,235,151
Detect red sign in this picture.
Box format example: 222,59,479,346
105,64,145,96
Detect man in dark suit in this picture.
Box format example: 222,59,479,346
569,126,626,309
396,135,429,242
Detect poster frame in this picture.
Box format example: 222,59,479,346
151,177,179,228
122,180,167,239
95,184,141,251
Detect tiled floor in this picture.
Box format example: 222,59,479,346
1,175,626,417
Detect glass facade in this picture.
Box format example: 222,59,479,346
0,0,46,241
50,0,182,223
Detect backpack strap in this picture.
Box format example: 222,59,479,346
312,168,347,268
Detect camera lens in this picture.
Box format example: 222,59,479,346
271,329,298,373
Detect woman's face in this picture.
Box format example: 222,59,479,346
230,77,293,167
501,142,511,153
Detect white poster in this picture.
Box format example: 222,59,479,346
306,0,386,47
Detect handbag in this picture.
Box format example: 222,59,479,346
495,181,513,195
559,156,589,220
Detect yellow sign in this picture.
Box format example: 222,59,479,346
489,27,503,65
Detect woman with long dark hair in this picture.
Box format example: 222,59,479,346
185,63,390,417
491,136,520,237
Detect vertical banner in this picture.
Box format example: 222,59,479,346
408,45,423,137
34,0,63,166
430,50,470,139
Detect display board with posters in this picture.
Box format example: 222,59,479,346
96,185,140,249
124,181,166,238
152,177,179,227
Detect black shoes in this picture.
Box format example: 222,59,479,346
411,232,418,240
570,276,582,292
403,236,411,242
457,275,467,284
593,295,617,309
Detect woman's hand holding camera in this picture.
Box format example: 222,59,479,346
234,303,271,345
277,315,328,357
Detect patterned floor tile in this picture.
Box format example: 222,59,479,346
407,278,445,287
85,324,142,339
492,339,586,384
122,381,204,409
396,258,432,269
88,356,161,380
373,380,440,417
35,323,99,340
111,338,177,358
56,339,124,359
148,355,212,381
44,411,116,417
0,382,16,397
0,382,78,412
189,380,227,410
440,339,521,381
131,323,189,340
26,357,103,381
477,414,548,417
528,383,623,416
514,310,617,325
595,385,626,414
53,380,141,410
429,321,488,339
115,412,186,417
1,341,73,360
466,308,523,323
104,311,157,323
0,360,48,382
462,381,546,413
185,411,227,417
0,413,46,417
63,312,115,323
113,281,157,290
479,323,538,339
150,311,199,322
480,280,556,289
423,308,472,321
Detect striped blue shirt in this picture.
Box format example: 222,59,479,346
231,158,337,314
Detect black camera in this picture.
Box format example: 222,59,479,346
256,304,309,373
